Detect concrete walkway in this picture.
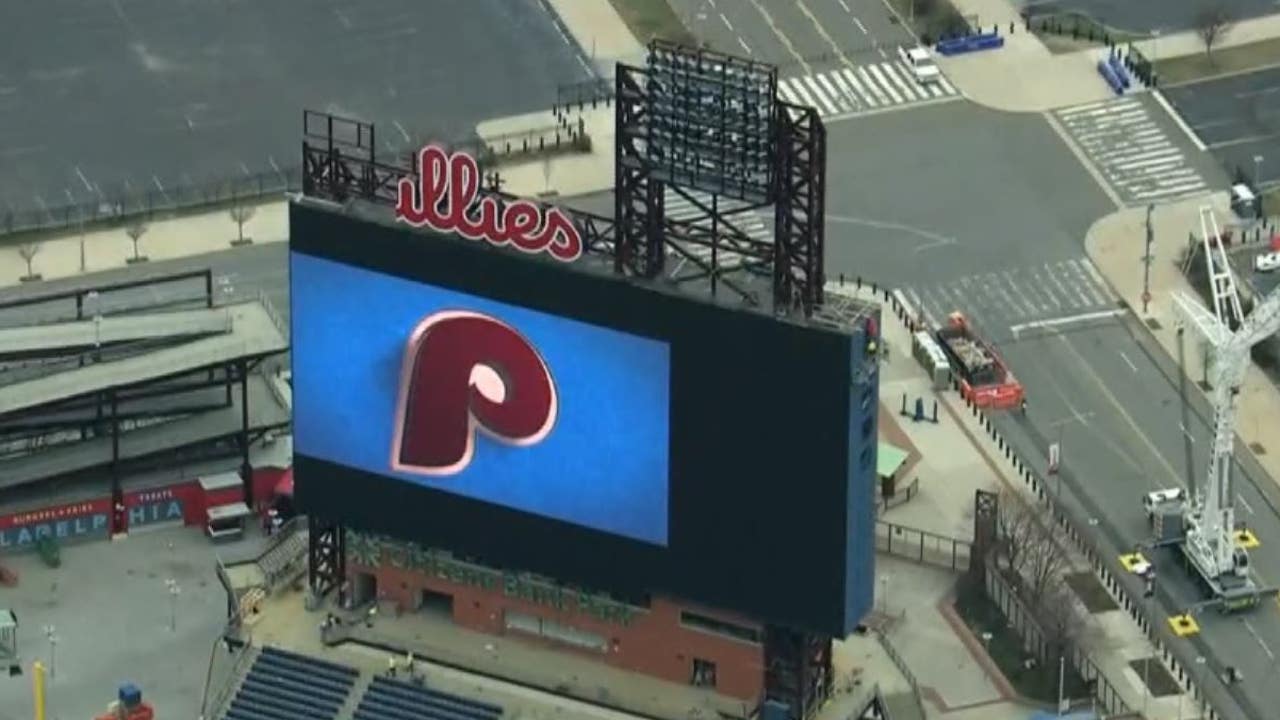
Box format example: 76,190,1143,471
0,200,287,288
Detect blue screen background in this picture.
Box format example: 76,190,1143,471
291,252,671,546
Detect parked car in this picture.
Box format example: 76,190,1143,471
1255,251,1280,273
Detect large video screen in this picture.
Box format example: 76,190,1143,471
290,201,876,636
292,254,671,546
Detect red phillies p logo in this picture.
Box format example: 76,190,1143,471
391,311,557,475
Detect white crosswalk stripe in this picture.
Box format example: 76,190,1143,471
776,61,959,119
1055,96,1209,204
663,189,773,275
906,258,1116,332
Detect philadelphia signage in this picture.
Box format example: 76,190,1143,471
0,499,111,550
348,531,639,626
394,144,584,262
126,488,187,528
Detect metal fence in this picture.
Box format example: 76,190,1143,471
875,519,971,572
1,165,304,239
983,563,1129,716
874,630,929,719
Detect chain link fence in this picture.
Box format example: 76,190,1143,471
1,165,304,240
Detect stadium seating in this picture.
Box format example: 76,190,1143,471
352,675,504,720
222,646,359,720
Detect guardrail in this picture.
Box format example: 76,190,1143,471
876,519,972,572
874,630,929,719
2,166,303,240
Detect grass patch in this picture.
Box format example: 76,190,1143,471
607,0,697,47
1156,37,1280,86
1128,657,1182,697
954,577,1091,704
885,0,971,45
1063,571,1119,614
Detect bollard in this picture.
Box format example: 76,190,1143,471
840,273,845,285
856,276,862,289
932,401,938,423
901,393,908,415
914,397,925,422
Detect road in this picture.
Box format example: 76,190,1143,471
821,101,1278,719
670,0,914,72
0,0,590,223
1023,0,1277,33
1164,67,1280,190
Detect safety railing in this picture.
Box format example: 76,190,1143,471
2,166,303,239
876,519,971,572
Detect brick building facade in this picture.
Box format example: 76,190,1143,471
346,530,765,703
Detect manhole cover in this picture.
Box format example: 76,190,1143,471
1146,318,1162,330
1250,442,1266,455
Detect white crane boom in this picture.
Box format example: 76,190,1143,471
1170,206,1280,580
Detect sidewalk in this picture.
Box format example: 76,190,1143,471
0,200,288,288
1130,14,1280,61
1085,196,1280,488
832,279,1196,719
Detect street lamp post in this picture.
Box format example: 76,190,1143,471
1195,655,1207,719
43,625,57,679
166,579,181,632
1254,155,1264,186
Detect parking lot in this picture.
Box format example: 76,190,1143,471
1163,66,1280,188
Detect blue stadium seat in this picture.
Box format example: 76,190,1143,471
363,685,479,720
252,662,351,698
261,646,358,679
228,697,298,720
360,694,473,720
257,651,356,686
240,676,341,712
236,681,332,712
224,707,278,720
249,666,348,704
370,676,503,718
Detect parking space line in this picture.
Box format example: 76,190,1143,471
1153,90,1207,151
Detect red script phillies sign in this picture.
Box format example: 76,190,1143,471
391,311,558,476
396,145,583,262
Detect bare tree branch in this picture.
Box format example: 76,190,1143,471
229,203,256,246
17,242,42,281
1195,3,1235,59
125,222,149,263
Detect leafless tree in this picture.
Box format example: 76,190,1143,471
992,488,1070,606
125,222,149,263
1034,581,1086,662
1195,3,1234,59
17,242,41,281
229,203,256,246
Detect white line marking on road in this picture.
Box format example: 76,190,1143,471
1180,422,1195,444
853,17,868,34
1009,308,1126,335
720,13,734,31
268,155,282,175
1239,493,1255,515
877,46,888,59
838,0,851,11
152,175,165,193
1243,619,1275,661
1153,89,1207,152
743,0,810,74
738,36,752,54
1119,351,1137,372
73,165,93,193
393,120,411,143
333,9,352,28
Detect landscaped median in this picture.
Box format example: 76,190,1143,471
1154,36,1280,85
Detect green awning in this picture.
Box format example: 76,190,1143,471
877,442,909,479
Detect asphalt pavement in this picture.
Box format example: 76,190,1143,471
820,102,1279,719
1163,67,1280,189
671,0,914,73
997,316,1280,720
1022,0,1276,33
0,0,590,222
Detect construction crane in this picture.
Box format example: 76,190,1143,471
1143,206,1280,611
